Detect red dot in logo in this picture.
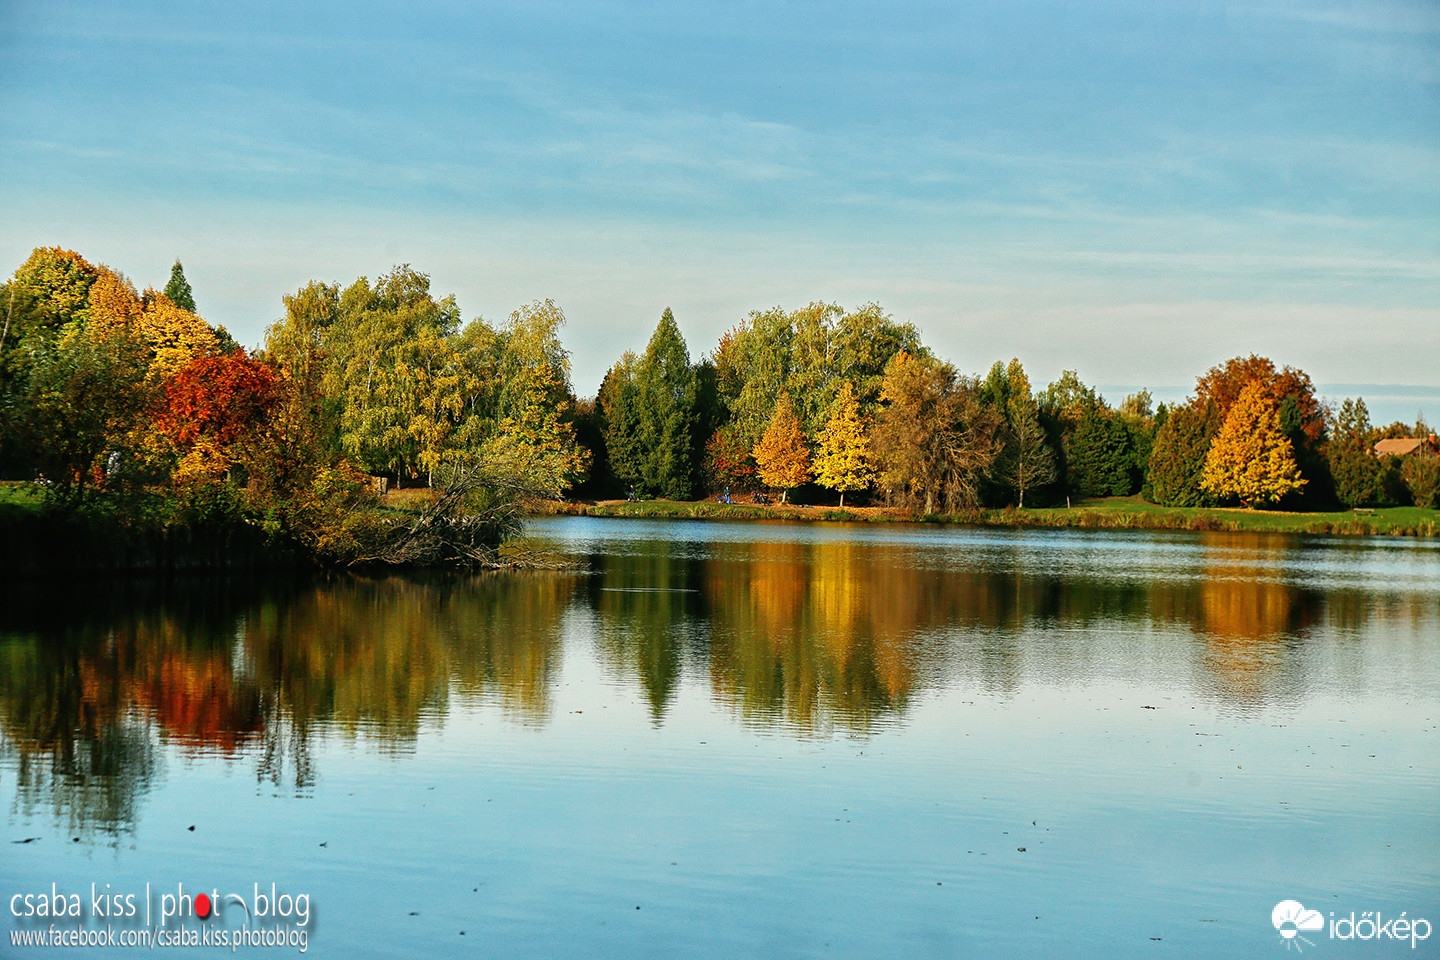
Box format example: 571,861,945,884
195,893,212,919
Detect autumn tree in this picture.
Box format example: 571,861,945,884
1038,369,1098,429
753,393,810,502
870,351,1002,515
1329,398,1380,508
995,360,1055,507
253,279,346,496
495,300,573,419
1194,356,1323,443
9,322,154,505
1,248,98,403
134,290,221,383
163,260,196,313
3,251,234,490
812,381,873,507
490,299,588,491
1195,354,1330,505
483,361,590,492
87,267,144,331
6,247,96,338
1200,381,1306,507
718,307,795,446
714,301,921,447
431,316,502,458
1401,453,1440,509
702,423,757,491
319,266,465,483
159,350,282,485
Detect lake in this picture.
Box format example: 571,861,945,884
2,518,1437,958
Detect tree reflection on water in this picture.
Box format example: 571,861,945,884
0,528,1433,831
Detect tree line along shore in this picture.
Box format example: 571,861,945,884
1,247,1436,571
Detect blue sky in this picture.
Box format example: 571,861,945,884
2,0,1437,416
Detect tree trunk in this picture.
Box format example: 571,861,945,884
839,492,844,509
0,285,13,356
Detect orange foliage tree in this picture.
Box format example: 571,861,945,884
1200,381,1306,508
1194,354,1324,445
753,393,811,502
159,350,282,484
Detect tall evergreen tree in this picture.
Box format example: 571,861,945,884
634,308,699,500
1068,406,1134,497
163,260,196,313
1145,401,1220,506
1330,398,1380,508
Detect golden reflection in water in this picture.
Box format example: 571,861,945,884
702,539,918,732
442,573,574,723
1193,533,1317,707
242,574,574,744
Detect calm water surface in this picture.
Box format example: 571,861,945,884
2,519,1437,958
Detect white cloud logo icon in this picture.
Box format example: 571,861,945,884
1273,900,1325,950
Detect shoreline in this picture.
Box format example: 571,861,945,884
537,495,1440,539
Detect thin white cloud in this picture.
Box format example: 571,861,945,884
1229,0,1440,34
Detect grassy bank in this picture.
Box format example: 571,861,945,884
547,495,1440,538
10,482,1434,556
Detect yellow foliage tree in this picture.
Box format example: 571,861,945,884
1200,380,1306,508
487,361,591,492
812,381,872,508
137,291,219,382
753,393,810,502
87,267,144,332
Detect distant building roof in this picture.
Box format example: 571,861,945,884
1373,436,1436,457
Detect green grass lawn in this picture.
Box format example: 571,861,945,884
0,481,42,518
572,499,790,522
958,496,1438,536
571,494,1439,537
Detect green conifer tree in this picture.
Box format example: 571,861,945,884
1145,401,1221,506
1329,398,1380,508
164,260,196,313
634,308,700,500
1068,406,1134,497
